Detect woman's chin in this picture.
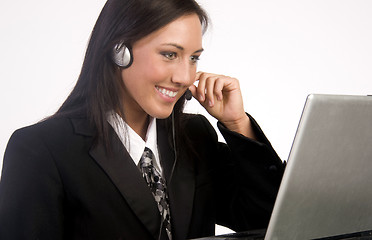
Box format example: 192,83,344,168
153,111,173,119
147,106,174,119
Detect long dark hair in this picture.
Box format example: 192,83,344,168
54,0,209,147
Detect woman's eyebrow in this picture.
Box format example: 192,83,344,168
194,48,204,54
161,43,204,53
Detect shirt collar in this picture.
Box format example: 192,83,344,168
107,112,161,171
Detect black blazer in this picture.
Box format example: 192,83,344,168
0,113,284,240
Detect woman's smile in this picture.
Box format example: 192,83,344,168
155,86,179,99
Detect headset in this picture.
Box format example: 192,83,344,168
112,41,133,68
112,41,193,101
185,89,192,101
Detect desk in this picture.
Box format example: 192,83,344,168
192,229,372,240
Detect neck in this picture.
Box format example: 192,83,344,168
120,88,151,140
124,112,150,141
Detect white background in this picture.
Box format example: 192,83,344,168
1,0,372,234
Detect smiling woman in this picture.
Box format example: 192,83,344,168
0,0,285,239
120,14,203,134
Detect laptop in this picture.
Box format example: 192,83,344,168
193,94,372,240
265,94,372,239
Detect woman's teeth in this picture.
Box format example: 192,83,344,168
156,87,178,98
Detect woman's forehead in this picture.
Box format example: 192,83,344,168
133,14,203,51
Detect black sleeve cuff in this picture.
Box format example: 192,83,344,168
217,113,284,168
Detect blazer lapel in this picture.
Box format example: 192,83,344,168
71,118,161,239
157,119,195,240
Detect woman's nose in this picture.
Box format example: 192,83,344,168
171,61,194,86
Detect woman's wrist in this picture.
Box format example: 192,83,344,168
222,114,257,140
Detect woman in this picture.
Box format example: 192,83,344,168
0,0,285,239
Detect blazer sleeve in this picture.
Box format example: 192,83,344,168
187,113,285,232
214,114,285,231
0,127,65,239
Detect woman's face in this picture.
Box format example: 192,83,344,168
121,14,203,120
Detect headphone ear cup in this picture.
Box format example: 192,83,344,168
112,42,133,68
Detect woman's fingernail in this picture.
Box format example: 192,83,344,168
209,100,213,107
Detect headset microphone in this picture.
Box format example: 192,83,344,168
112,41,133,68
185,89,192,101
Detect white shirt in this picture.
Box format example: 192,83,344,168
107,112,162,173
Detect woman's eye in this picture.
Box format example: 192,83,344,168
190,55,200,64
162,52,177,60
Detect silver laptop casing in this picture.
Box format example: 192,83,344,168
265,94,372,240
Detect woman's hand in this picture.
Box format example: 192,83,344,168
188,72,256,139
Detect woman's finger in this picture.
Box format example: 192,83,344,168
214,77,225,102
204,75,218,107
195,72,206,102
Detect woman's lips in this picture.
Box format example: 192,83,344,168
155,86,178,98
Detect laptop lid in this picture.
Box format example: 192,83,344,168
265,94,372,240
